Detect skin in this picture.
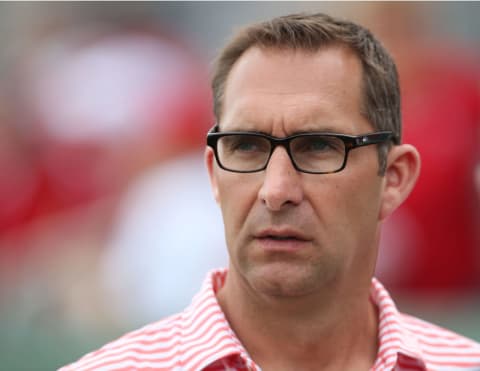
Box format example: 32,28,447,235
206,45,420,371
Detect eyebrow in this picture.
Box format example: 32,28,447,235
218,122,260,132
220,123,351,136
290,127,349,135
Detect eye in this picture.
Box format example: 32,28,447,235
221,135,269,154
293,136,344,154
306,138,330,151
233,139,257,152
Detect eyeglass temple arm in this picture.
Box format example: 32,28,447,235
354,132,398,147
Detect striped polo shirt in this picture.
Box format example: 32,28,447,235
61,268,480,371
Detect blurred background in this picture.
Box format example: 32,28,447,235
0,2,478,370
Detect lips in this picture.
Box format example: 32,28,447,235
259,235,305,242
254,228,311,251
256,228,309,241
265,236,298,241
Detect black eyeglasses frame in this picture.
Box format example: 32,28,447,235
206,125,398,174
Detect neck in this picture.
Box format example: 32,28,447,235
216,268,378,371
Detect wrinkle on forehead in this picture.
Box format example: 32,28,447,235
221,94,351,134
221,46,367,136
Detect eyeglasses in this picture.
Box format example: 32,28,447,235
207,125,397,174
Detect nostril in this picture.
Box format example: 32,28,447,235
258,170,303,211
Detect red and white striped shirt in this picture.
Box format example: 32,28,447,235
61,268,480,371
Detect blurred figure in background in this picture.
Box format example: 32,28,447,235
362,3,480,296
16,22,211,206
0,102,39,241
0,19,215,368
101,153,228,326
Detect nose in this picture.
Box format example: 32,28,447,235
258,146,304,211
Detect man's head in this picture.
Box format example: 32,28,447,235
212,12,400,173
205,12,420,299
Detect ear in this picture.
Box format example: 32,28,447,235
205,147,220,204
379,144,421,221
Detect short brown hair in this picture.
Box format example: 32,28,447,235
211,12,400,173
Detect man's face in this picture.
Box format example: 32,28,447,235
206,46,386,298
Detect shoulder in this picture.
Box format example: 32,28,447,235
401,313,480,347
59,313,185,371
59,269,229,371
400,313,480,369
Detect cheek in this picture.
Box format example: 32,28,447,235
336,177,383,251
309,183,352,235
216,173,260,238
308,175,381,243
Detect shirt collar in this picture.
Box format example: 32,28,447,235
370,277,426,370
183,269,427,371
179,268,253,370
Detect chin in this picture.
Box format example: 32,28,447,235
247,263,324,298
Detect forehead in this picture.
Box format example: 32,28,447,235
221,46,370,134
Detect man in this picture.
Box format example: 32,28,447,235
61,12,480,371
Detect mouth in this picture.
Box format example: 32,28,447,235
256,227,309,240
255,229,310,251
259,235,305,241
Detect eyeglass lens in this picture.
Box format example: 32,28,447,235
216,134,346,173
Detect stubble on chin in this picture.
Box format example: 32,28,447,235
238,253,340,299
